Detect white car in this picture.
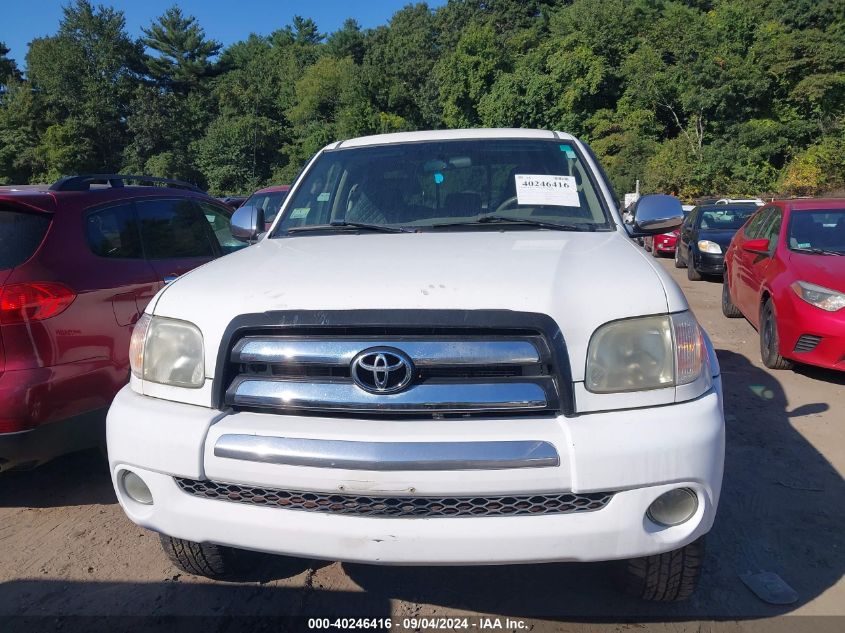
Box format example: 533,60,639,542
715,198,764,206
107,129,725,602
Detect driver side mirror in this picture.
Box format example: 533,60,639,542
742,238,770,254
626,194,684,237
230,205,266,243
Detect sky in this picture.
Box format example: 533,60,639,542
1,0,448,68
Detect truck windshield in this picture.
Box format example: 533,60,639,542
272,139,613,235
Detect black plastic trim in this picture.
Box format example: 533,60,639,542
0,408,106,471
50,174,204,193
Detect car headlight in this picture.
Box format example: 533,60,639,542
129,314,205,388
586,311,704,393
697,240,722,254
790,281,845,312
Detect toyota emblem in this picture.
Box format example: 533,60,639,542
351,347,414,394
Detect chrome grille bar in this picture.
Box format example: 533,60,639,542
232,338,541,366
226,377,550,412
213,435,560,470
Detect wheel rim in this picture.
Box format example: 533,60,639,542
763,309,774,353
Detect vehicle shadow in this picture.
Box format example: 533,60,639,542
0,449,116,508
339,349,843,620
794,364,845,386
0,580,389,631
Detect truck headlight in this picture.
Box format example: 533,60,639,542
129,314,205,388
586,311,704,393
697,240,721,254
790,281,845,312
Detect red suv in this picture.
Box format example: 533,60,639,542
0,174,242,471
722,199,845,371
240,184,291,230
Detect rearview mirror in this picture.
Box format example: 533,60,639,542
742,238,770,254
230,205,265,243
626,194,684,237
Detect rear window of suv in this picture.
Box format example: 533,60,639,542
0,208,51,270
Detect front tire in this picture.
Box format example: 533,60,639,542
687,252,702,280
721,275,742,318
760,298,792,369
674,245,685,268
651,244,660,258
616,537,705,602
160,534,247,578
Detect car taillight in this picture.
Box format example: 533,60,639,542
0,282,76,324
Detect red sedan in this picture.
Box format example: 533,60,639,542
644,228,679,257
722,199,845,371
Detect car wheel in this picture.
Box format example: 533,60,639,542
651,243,660,258
721,275,742,318
760,298,792,370
160,534,248,578
686,252,702,280
674,245,685,268
616,536,705,602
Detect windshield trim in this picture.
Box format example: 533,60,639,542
269,137,614,238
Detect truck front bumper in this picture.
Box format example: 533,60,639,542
107,383,724,565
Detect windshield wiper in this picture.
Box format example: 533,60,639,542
286,220,415,234
793,247,844,256
432,214,598,232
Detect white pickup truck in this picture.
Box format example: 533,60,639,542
107,128,724,602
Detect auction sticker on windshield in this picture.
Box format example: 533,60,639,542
515,174,579,207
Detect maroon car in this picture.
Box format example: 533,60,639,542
0,174,242,471
240,184,291,230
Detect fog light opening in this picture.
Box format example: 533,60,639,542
647,488,698,527
121,470,153,505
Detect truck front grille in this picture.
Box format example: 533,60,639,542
223,330,560,417
175,478,614,518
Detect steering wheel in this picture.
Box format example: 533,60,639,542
493,196,520,214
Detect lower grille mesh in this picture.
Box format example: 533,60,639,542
175,478,614,518
794,334,822,353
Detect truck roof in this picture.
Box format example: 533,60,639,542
331,128,576,150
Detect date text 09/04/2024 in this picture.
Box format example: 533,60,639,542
307,617,529,630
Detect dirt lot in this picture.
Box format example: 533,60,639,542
1,255,843,630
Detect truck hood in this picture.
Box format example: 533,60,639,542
153,230,687,381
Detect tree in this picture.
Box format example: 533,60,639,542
25,0,142,177
0,81,39,183
193,114,284,194
0,42,21,88
435,24,507,128
141,6,222,93
362,4,441,128
326,18,366,64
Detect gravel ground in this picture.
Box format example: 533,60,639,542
1,255,843,630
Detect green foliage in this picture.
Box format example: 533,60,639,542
1,0,844,198
0,42,21,87
193,114,283,194
141,6,222,92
